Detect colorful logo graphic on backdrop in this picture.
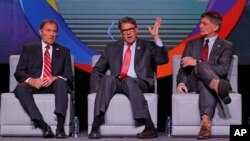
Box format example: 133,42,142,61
19,0,246,77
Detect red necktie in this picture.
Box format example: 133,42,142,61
120,44,132,78
43,46,52,78
201,39,209,62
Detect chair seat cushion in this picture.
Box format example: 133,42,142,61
172,93,242,126
88,93,157,125
88,93,158,135
0,93,72,136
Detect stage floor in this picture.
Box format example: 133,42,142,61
0,131,229,141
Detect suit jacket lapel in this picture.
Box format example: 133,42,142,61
113,40,124,75
197,38,204,58
35,42,43,72
135,39,144,66
52,44,61,75
209,37,222,62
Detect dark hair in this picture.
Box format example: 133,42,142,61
39,19,58,32
118,17,137,30
201,11,223,32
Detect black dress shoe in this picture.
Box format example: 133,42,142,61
42,126,54,138
137,129,158,139
88,129,101,139
56,128,67,138
218,79,231,104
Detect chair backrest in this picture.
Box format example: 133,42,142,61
92,55,111,75
9,55,75,92
172,55,238,93
92,55,157,93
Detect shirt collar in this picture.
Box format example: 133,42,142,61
124,39,136,46
205,34,218,43
41,41,52,49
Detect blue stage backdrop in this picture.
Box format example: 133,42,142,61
0,0,39,64
0,0,249,66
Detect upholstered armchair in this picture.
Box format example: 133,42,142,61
171,55,242,136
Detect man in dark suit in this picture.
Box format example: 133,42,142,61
176,11,233,139
14,19,74,138
88,16,168,139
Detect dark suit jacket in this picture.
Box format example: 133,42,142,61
14,41,74,91
90,38,168,93
177,36,234,88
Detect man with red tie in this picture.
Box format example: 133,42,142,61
89,16,168,139
176,11,234,139
14,19,74,138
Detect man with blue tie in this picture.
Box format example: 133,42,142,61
89,16,168,139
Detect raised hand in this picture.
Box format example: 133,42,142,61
147,16,161,40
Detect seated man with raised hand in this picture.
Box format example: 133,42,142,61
88,16,168,139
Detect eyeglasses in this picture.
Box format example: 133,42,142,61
120,27,136,33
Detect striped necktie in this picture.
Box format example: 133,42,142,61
43,45,52,78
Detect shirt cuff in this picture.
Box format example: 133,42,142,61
155,39,163,47
58,76,67,81
178,83,185,86
25,78,31,83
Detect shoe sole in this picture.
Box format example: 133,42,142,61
137,134,158,139
43,134,54,138
88,136,101,139
197,136,211,139
218,79,231,104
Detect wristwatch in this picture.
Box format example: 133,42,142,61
196,60,202,64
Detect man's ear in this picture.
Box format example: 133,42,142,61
213,24,219,32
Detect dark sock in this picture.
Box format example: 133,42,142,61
92,114,104,131
56,114,65,130
33,119,48,132
33,119,40,128
145,118,156,131
136,118,146,127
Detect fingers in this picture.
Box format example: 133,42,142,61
153,16,161,31
29,78,42,89
147,25,152,33
181,57,197,67
41,78,51,87
29,77,54,88
177,84,188,93
154,16,161,28
182,87,188,93
177,87,188,93
177,88,185,93
147,17,162,40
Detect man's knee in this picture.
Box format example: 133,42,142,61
123,77,139,89
100,75,116,84
14,82,28,93
13,82,30,98
196,62,208,72
53,78,67,87
196,62,214,76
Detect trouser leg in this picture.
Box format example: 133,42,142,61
121,77,155,129
198,80,217,118
94,75,119,117
14,82,43,120
52,78,68,118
